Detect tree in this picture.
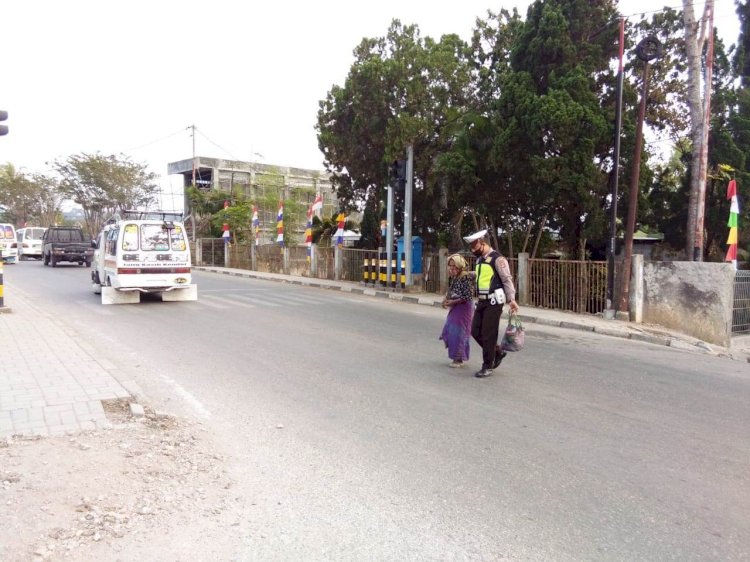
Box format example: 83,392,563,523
0,164,63,226
683,0,715,259
492,0,619,257
316,21,476,245
51,153,158,239
433,8,523,249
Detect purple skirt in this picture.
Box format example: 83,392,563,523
439,300,473,361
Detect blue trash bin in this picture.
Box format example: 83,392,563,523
396,236,423,274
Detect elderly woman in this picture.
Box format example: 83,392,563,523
439,253,475,367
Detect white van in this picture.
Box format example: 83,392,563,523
91,210,197,304
16,226,46,259
0,223,18,263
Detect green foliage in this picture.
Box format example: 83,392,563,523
357,199,381,249
311,213,357,247
0,164,62,227
51,152,158,239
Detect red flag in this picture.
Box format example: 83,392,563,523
727,179,737,199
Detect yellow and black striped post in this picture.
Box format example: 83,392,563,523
362,253,378,284
0,259,4,307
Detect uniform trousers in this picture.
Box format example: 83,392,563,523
471,299,504,370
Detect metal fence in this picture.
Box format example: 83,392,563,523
733,270,750,334
193,241,604,317
422,252,517,295
527,259,608,314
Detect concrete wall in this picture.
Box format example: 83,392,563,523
641,261,735,346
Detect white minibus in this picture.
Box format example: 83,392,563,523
16,226,46,259
91,210,197,304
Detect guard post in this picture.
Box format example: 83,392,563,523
0,259,7,311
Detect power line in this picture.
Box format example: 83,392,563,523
122,128,186,153
195,127,240,161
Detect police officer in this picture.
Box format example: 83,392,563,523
464,229,520,378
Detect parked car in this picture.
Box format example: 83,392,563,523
16,227,46,260
42,226,94,267
0,223,18,263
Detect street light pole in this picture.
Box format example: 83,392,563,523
619,36,662,314
605,18,625,319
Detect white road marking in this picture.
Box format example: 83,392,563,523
159,374,212,419
203,294,257,308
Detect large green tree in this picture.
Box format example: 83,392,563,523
491,0,619,257
433,8,523,250
317,21,476,246
0,164,63,227
51,153,158,238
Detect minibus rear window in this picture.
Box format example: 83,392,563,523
119,223,187,252
141,224,170,251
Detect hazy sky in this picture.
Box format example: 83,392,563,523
0,0,740,204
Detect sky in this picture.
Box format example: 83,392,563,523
0,0,741,208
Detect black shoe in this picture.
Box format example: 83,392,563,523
475,368,494,378
492,350,507,369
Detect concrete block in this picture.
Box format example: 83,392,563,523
129,403,146,418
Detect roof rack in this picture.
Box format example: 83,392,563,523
120,209,184,221
102,210,184,228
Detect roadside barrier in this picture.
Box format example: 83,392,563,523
361,252,408,287
0,260,4,307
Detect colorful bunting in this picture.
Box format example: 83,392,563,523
311,193,323,213
334,212,345,248
251,205,260,246
276,201,284,247
726,179,739,269
222,200,230,244
304,205,313,261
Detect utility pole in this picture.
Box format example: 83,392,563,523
189,124,196,242
404,145,414,287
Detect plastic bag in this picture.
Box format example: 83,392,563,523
500,313,525,352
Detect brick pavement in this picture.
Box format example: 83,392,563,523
0,290,130,438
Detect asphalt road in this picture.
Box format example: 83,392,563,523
7,260,750,561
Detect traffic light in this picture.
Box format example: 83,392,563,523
0,111,7,136
389,159,407,190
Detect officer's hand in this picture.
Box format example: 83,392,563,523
509,300,519,314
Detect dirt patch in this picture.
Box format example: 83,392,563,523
0,401,236,561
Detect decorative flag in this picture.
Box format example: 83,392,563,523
251,205,260,246
311,193,323,213
222,200,231,244
334,212,345,248
726,179,739,269
304,205,313,262
276,201,284,247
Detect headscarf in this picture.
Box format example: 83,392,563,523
448,253,468,277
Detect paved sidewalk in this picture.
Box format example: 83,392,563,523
0,288,131,439
1,267,747,439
